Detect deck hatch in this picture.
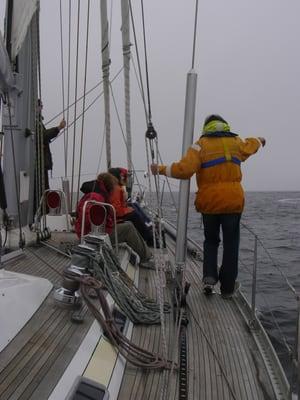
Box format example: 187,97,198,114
65,376,109,400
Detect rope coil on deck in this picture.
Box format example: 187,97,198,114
68,243,170,325
65,266,174,370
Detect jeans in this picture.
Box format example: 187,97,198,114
109,221,152,262
202,213,241,294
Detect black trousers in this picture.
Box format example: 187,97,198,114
123,211,153,244
202,213,241,294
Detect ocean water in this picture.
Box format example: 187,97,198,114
161,191,300,390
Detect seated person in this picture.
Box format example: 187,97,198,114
75,173,154,266
108,167,154,246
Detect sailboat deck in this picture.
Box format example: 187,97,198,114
0,237,95,400
118,237,277,400
0,233,284,399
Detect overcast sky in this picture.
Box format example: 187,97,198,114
1,0,300,192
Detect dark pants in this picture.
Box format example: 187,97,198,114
130,202,151,224
202,213,241,294
123,211,153,244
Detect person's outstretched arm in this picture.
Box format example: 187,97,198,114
238,136,266,161
151,141,201,179
44,119,66,141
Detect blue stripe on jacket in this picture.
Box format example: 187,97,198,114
201,156,241,168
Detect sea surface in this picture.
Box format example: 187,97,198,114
161,191,300,391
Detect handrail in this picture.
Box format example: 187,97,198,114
296,295,300,400
81,201,107,240
35,189,70,231
80,200,118,254
240,221,300,395
250,235,258,325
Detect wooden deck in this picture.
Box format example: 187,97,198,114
118,237,279,400
0,232,288,400
0,240,95,400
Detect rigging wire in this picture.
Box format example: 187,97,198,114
59,0,67,177
47,68,124,140
131,56,148,122
241,222,297,297
130,2,179,217
129,1,148,123
30,21,40,225
45,80,103,126
65,0,72,178
191,0,199,69
109,82,144,193
130,0,163,221
70,0,81,210
140,0,152,123
36,11,47,226
76,0,91,206
5,94,23,248
109,0,114,45
132,53,179,214
237,248,294,357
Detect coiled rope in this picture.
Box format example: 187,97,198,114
78,274,173,370
70,243,170,325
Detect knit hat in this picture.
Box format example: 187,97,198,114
109,167,128,183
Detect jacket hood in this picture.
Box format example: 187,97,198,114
80,179,109,201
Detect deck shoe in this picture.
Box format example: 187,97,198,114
202,277,217,295
203,283,214,295
221,281,241,300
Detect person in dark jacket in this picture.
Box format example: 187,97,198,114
36,99,66,191
33,99,65,216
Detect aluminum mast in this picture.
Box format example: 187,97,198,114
175,70,198,285
120,0,132,173
100,0,112,169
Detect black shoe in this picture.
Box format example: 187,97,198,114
202,276,217,296
221,281,241,300
203,283,214,295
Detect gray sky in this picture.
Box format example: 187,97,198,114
1,0,300,191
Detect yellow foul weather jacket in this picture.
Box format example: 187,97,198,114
158,126,262,214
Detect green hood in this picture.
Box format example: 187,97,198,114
203,120,231,133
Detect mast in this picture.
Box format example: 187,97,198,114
120,0,132,173
175,70,197,286
100,0,112,169
175,0,199,292
1,0,39,236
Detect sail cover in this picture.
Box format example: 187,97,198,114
10,0,38,60
0,32,14,93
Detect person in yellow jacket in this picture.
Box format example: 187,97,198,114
151,114,266,298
